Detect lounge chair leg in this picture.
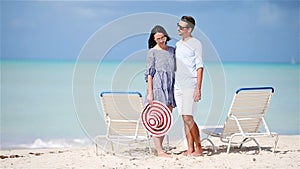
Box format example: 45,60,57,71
201,138,216,153
148,146,152,154
108,141,113,152
273,134,279,153
165,135,170,151
227,139,232,153
238,138,249,149
226,144,231,153
148,137,152,154
95,143,99,156
95,137,104,156
252,138,261,152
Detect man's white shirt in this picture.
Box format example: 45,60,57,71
175,37,204,89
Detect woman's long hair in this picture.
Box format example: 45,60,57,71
148,25,171,49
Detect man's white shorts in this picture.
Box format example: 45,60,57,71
174,88,197,116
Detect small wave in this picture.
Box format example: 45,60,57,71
15,138,92,149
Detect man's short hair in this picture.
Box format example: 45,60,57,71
181,16,195,30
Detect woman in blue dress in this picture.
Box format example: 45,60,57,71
145,25,176,157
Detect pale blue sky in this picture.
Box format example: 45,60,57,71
1,0,299,63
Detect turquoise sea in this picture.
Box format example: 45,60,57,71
1,60,299,149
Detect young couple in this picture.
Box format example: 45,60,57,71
145,16,204,157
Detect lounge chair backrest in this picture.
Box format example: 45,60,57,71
100,92,147,138
222,87,274,137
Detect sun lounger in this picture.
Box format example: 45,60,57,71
95,91,152,155
201,87,279,153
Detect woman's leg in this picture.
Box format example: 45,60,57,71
153,105,173,157
153,136,170,157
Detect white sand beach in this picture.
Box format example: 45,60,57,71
1,135,299,169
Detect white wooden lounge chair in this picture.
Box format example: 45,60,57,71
95,91,152,155
201,87,279,154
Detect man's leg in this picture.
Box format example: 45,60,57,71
183,115,203,156
190,122,203,156
183,115,195,155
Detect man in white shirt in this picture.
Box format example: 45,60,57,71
175,16,204,156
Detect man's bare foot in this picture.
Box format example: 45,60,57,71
183,150,193,156
157,152,172,158
191,150,203,157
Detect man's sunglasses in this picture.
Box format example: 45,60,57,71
177,23,189,30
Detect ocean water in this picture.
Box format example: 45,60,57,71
1,60,299,149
